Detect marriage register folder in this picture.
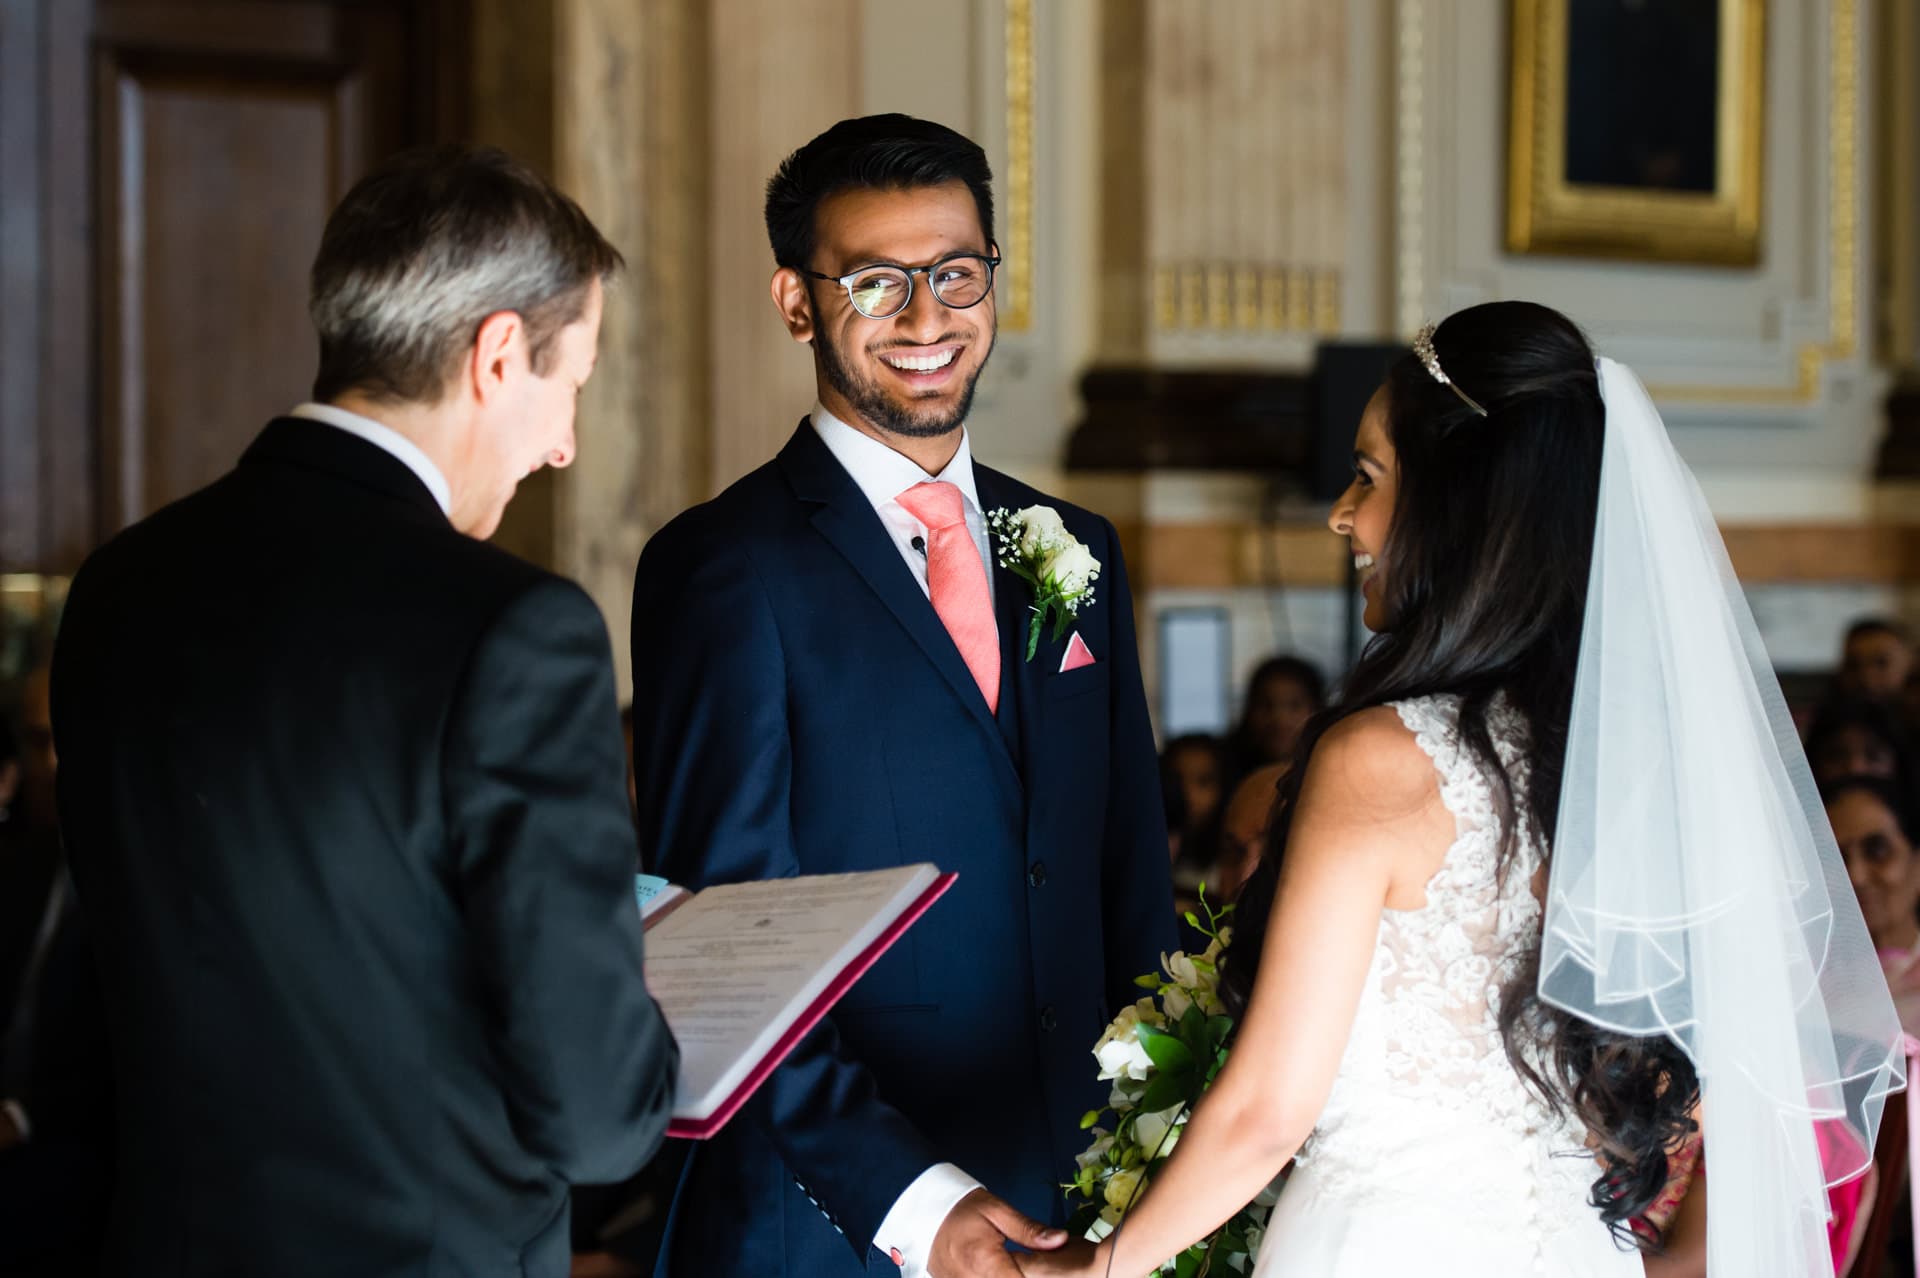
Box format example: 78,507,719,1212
635,863,956,1140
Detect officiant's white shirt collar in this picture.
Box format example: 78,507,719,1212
810,403,980,512
289,402,453,517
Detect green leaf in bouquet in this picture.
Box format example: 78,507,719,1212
1135,1069,1192,1117
1207,1015,1234,1050
1173,1249,1202,1278
1136,1024,1195,1074
1177,1002,1208,1047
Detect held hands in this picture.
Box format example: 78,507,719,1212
1013,1237,1107,1276
928,1188,1069,1277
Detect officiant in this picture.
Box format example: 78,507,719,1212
49,143,678,1278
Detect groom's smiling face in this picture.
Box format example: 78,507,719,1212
777,180,997,442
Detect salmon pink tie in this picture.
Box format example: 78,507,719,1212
895,481,999,714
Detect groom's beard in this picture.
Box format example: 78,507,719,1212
813,317,995,441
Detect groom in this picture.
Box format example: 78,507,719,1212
630,115,1174,1277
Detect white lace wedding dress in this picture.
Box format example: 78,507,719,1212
1252,696,1645,1276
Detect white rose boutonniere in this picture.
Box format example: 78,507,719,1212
988,504,1102,660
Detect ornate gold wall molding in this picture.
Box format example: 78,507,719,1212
1649,0,1856,402
1400,0,1861,405
1153,264,1341,334
1003,0,1034,332
1141,0,1347,337
1878,0,1918,367
1506,0,1767,267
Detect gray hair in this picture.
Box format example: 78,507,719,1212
309,145,622,404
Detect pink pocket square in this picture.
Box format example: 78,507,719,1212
1059,631,1097,673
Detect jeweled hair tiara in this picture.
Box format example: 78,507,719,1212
1413,323,1488,417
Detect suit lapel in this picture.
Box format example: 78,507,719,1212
977,468,1040,768
780,425,1019,783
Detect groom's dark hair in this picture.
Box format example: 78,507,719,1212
764,114,996,272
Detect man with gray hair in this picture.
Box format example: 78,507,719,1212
49,144,677,1277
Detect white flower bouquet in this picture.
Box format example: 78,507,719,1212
988,504,1101,660
1065,895,1278,1275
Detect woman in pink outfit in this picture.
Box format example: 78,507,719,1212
1828,774,1920,1274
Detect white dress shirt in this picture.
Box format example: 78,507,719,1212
288,402,452,516
809,404,989,1271
810,405,994,606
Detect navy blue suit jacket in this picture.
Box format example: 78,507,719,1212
630,422,1175,1275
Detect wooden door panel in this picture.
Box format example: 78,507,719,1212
96,4,407,529
0,0,457,570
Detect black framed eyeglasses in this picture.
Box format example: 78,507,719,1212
800,252,1002,320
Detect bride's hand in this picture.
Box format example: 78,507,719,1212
1015,1238,1105,1275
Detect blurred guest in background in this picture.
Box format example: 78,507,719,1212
1806,697,1917,790
11,668,56,836
1840,617,1915,704
1824,773,1920,1277
1214,763,1288,904
1825,775,1920,1026
1161,733,1231,937
0,719,19,829
0,665,111,1277
0,671,61,1046
1226,655,1324,775
1160,733,1230,872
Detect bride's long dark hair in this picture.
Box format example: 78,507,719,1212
1219,301,1698,1246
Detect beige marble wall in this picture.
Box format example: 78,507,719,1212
553,0,711,690
468,0,558,571
1143,0,1347,337
705,0,862,491
464,0,715,689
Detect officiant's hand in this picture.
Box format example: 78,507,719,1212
929,1188,1067,1277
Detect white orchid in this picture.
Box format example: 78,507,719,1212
1068,889,1270,1274
1092,999,1164,1082
1075,1130,1114,1169
1160,983,1194,1021
1133,1104,1185,1156
1103,1167,1145,1213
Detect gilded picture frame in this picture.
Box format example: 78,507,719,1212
1507,0,1767,266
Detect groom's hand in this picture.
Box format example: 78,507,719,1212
928,1187,1067,1277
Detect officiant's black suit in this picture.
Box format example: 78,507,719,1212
50,419,678,1278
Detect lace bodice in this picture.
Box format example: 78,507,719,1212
1289,694,1604,1262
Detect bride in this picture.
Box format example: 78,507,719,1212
1020,301,1904,1276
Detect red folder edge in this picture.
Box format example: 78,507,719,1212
666,871,958,1141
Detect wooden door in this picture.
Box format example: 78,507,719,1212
0,0,462,571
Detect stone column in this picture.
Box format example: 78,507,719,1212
465,0,713,692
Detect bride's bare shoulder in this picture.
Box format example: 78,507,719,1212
1296,705,1441,824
